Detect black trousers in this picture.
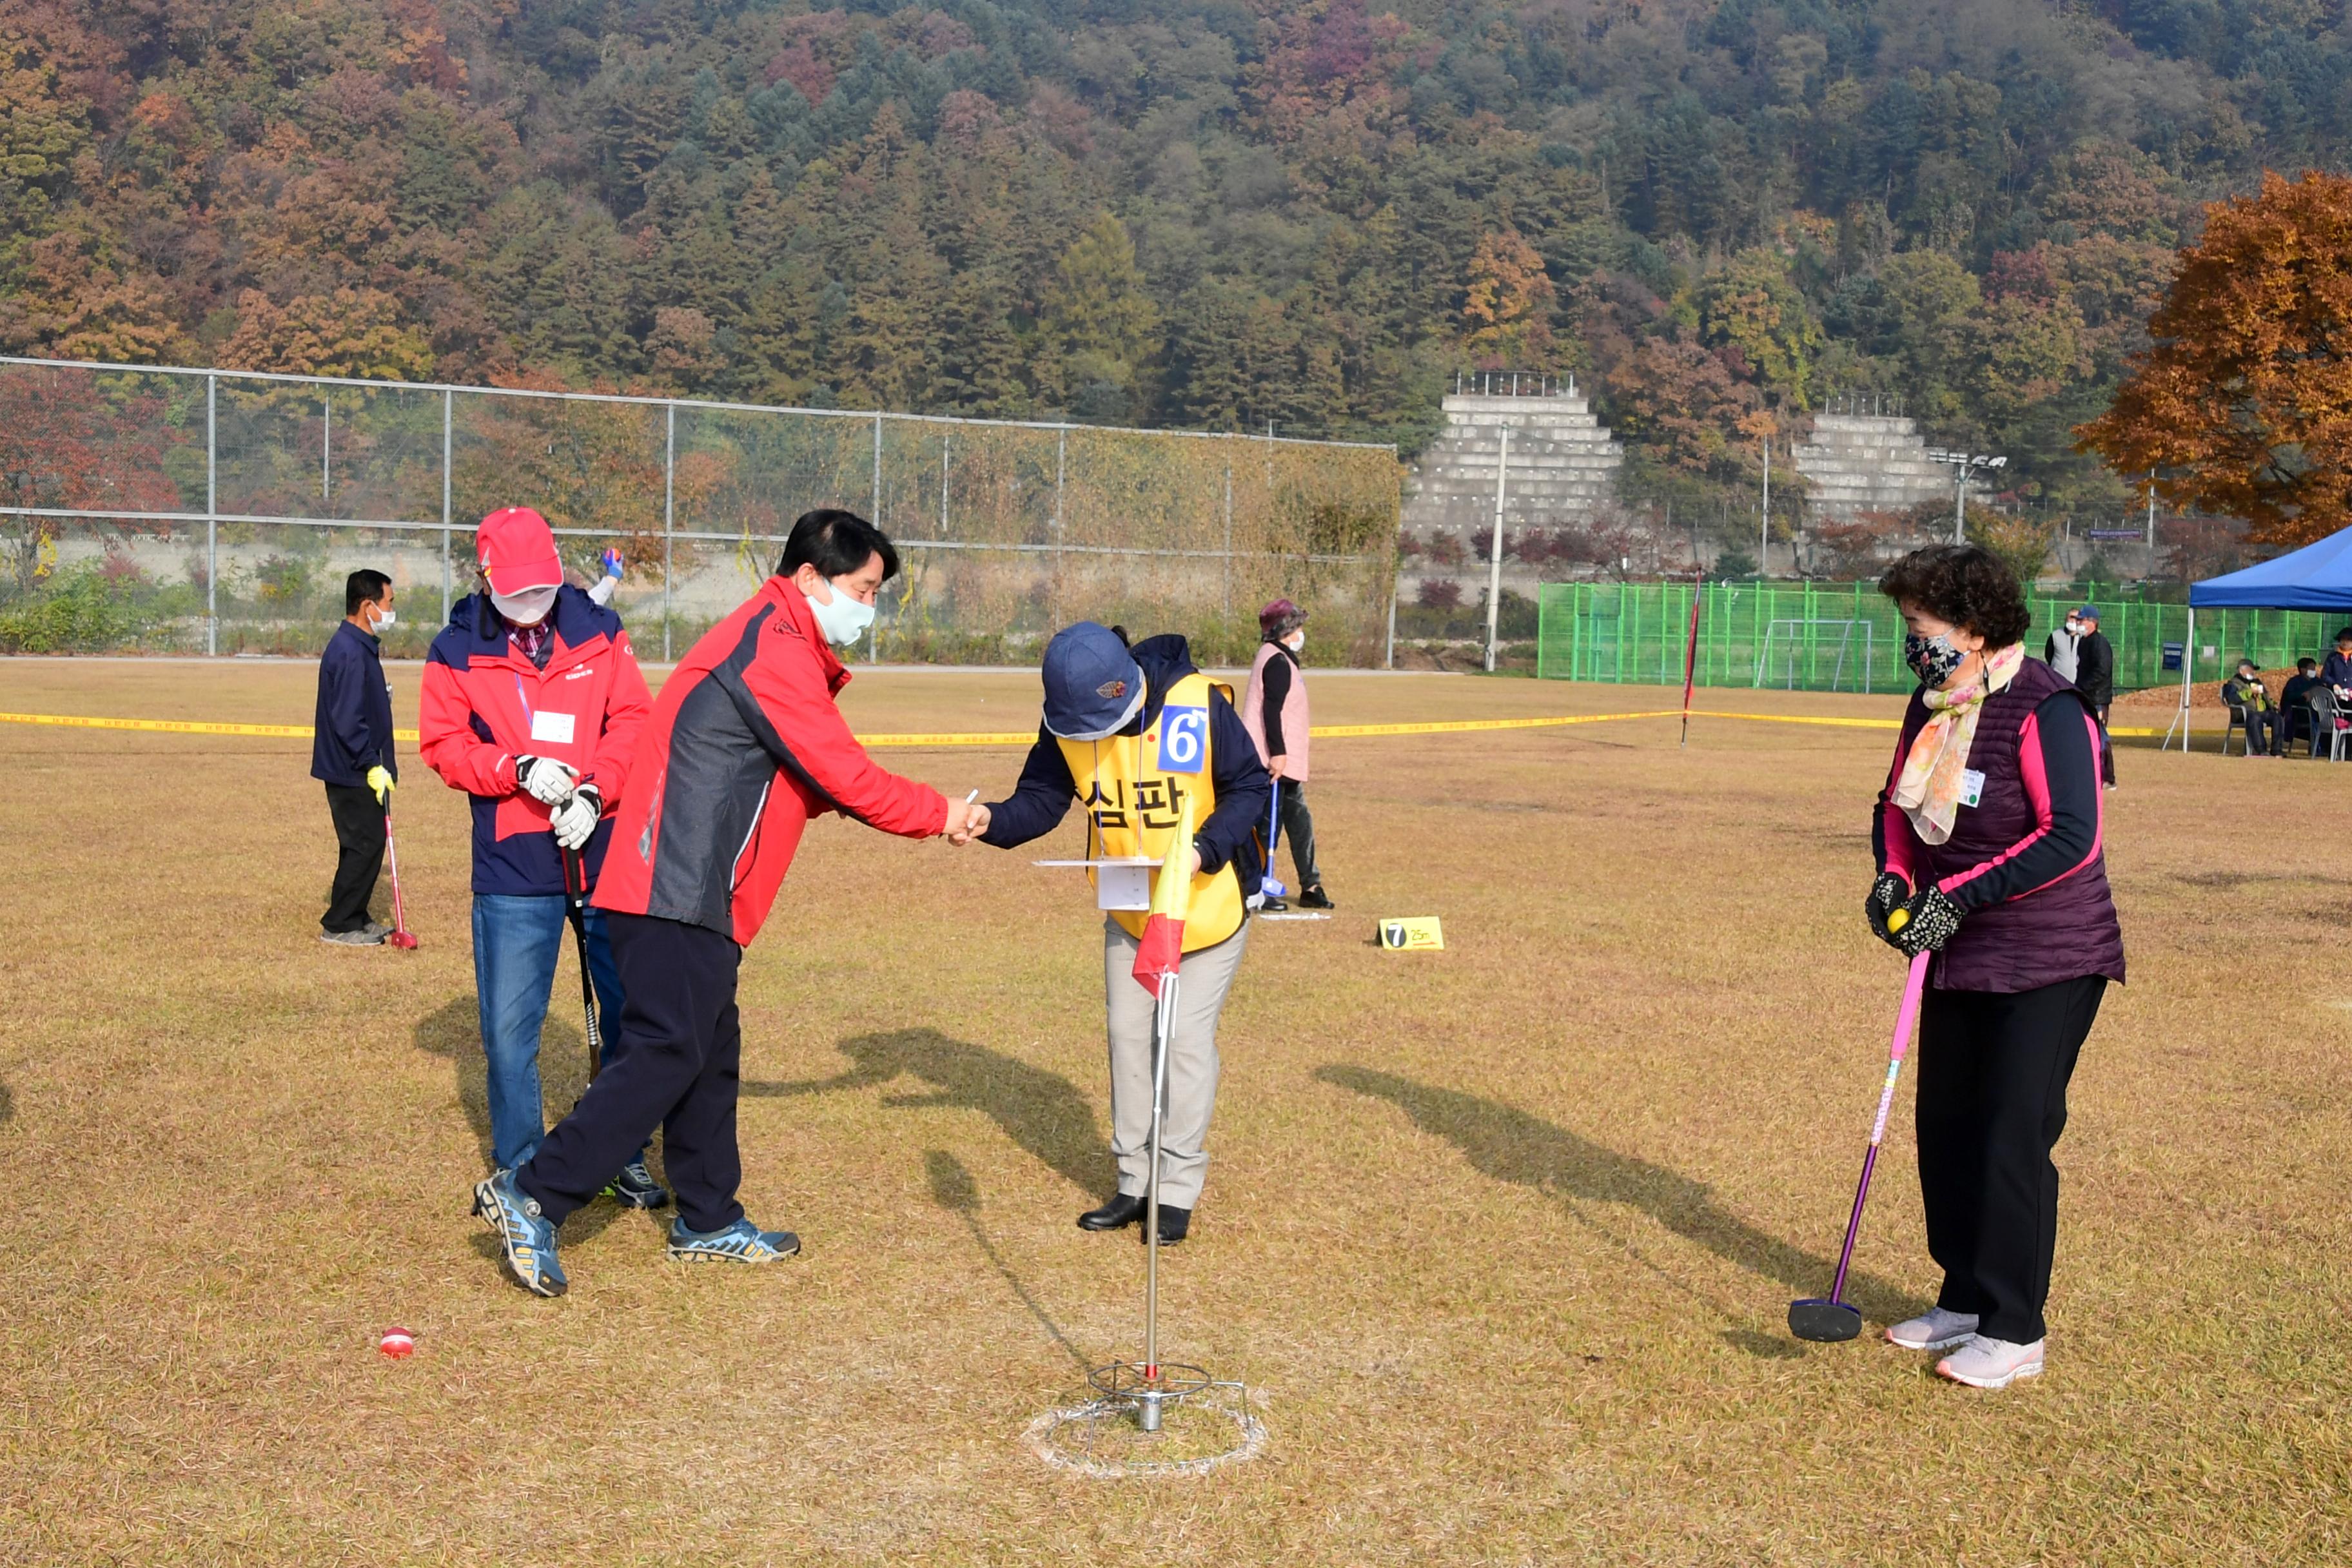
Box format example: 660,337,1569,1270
520,912,744,1233
323,783,386,934
1916,974,2107,1344
2240,710,2283,755
2093,705,2116,785
1277,781,1321,888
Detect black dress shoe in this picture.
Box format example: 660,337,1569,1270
1297,885,1334,910
1077,1193,1146,1231
1138,1204,1191,1244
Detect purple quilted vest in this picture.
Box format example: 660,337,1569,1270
1916,658,2126,993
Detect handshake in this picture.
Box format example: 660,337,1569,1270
944,792,992,847
520,756,995,852
516,756,603,851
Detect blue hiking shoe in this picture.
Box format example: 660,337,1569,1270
471,1169,568,1297
602,1159,672,1210
667,1216,801,1264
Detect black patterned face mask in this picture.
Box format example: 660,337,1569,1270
1904,631,1968,689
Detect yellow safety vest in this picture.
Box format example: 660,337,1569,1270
1056,671,1246,953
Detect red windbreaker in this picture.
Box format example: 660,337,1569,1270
418,587,652,896
593,577,948,945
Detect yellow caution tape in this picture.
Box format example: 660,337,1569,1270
0,710,423,741
1313,710,1683,737
850,730,1036,747
0,706,2168,746
1687,710,1899,730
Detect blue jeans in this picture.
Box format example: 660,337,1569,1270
472,894,627,1171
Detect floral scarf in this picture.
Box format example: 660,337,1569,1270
1891,642,2024,846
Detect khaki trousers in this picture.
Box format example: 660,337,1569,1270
1101,917,1249,1209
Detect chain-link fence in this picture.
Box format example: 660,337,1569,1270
0,358,1402,665
1538,580,2337,694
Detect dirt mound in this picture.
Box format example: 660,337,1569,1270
2113,667,2298,712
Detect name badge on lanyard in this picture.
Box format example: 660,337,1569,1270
1959,768,1985,808
515,671,575,747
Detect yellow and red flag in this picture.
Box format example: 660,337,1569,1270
1131,799,1193,998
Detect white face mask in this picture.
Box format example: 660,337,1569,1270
491,585,558,626
2064,621,2079,635
369,605,395,631
1284,631,1304,654
804,578,877,647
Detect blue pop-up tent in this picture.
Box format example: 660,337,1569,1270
2188,523,2352,611
2166,522,2352,746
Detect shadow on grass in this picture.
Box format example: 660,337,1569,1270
0,1078,11,1126
1316,1065,1929,1335
926,1150,1092,1374
413,992,626,1246
746,1028,1107,1199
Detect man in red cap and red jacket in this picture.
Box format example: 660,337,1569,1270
471,508,988,1296
420,506,663,1203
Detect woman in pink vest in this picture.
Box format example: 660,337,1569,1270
1241,599,1333,910
1867,544,2124,1391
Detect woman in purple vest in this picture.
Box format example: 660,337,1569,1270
1865,544,2125,1390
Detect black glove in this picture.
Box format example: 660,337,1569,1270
1865,872,1908,941
1888,885,1964,957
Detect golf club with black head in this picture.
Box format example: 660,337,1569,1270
1788,937,1932,1342
381,797,419,950
560,841,601,1083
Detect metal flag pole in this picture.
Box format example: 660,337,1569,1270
1680,573,1703,747
1139,969,1179,1430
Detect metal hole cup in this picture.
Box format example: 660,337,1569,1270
1087,970,1225,1433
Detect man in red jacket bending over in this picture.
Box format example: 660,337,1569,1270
421,507,660,1201
472,509,988,1297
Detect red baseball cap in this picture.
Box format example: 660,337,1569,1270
476,507,563,595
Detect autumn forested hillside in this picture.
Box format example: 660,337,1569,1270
6,0,2349,522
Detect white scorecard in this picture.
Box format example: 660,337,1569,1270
1033,856,1161,913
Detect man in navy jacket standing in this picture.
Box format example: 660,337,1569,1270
314,569,400,945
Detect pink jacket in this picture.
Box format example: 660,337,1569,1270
1241,640,1309,783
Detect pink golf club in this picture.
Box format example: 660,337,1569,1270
382,800,419,950
1788,946,1932,1340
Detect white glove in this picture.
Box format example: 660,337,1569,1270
516,755,577,805
550,785,602,850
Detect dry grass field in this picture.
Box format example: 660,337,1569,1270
0,658,2346,1565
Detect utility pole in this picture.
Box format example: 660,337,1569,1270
1484,425,1509,673
1926,449,2008,545
1759,437,1770,577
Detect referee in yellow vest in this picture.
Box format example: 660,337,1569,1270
977,622,1271,1244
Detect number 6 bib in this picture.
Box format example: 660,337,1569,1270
1156,705,1208,773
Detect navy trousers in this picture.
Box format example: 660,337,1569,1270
520,912,745,1234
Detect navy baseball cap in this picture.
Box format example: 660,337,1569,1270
2075,604,2099,622
1041,622,1147,741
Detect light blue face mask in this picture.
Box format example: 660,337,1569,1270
805,579,876,646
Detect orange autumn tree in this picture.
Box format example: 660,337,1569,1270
1461,226,1555,368
2077,170,2352,546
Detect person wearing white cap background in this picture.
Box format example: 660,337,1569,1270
418,506,666,1205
